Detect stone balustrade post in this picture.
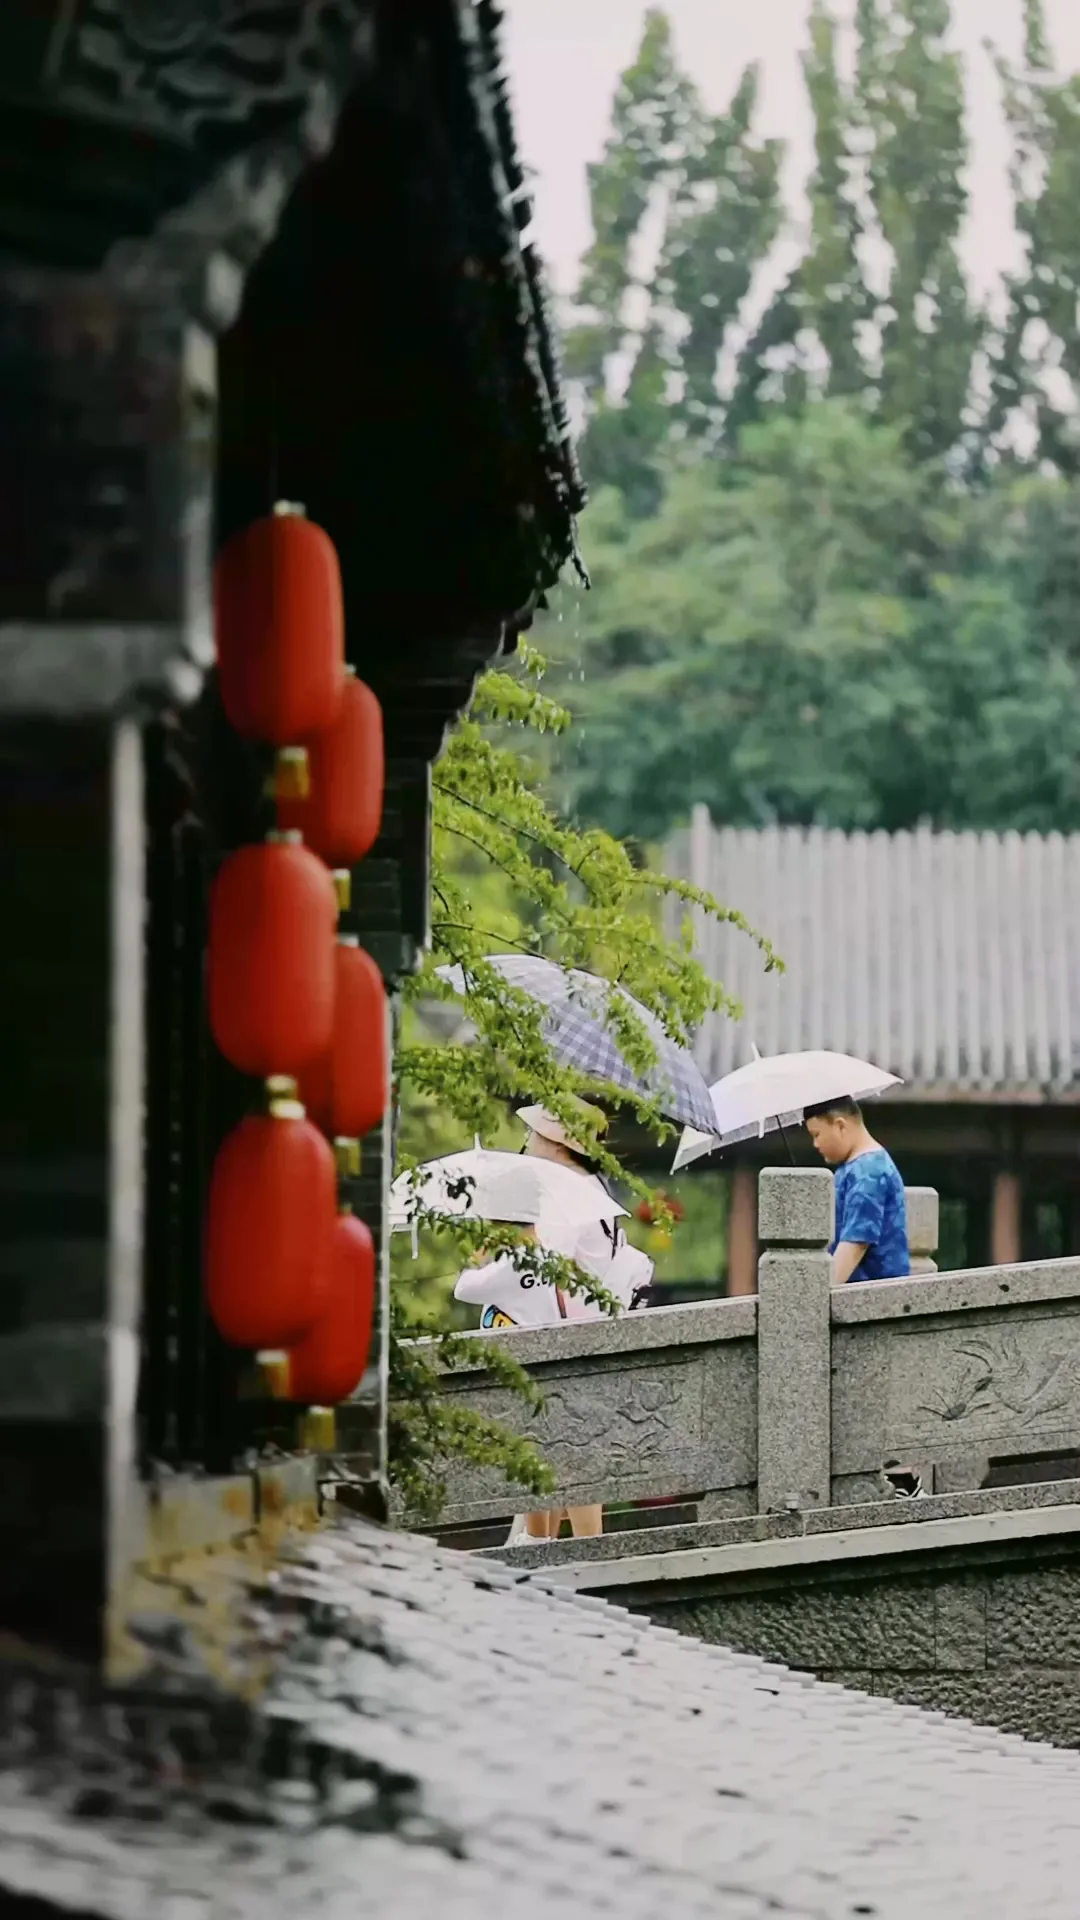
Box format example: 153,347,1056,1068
906,1186,939,1275
756,1169,834,1515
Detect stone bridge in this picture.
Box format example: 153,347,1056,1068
419,1170,1080,1748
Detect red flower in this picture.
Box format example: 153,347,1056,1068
634,1193,685,1226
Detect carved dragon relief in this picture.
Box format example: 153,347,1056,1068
905,1326,1080,1438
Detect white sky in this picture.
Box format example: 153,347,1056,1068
504,0,1080,304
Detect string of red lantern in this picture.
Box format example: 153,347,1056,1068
206,1084,335,1349
297,935,389,1146
206,501,381,1403
215,502,346,747
208,832,337,1079
282,1209,376,1405
277,668,385,905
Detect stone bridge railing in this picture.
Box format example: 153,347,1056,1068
420,1171,1080,1531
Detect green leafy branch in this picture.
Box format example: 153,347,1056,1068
389,643,767,1519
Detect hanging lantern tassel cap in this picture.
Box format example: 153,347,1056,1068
265,1076,305,1120
272,746,311,802
335,1136,361,1178
299,1406,337,1453
332,868,351,913
255,1351,290,1400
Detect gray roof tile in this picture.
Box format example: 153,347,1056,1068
668,815,1080,1096
3,1519,1080,1914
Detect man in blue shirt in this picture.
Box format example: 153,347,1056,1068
804,1096,918,1499
804,1097,910,1286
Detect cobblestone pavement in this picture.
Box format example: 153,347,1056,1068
1,1517,1079,1918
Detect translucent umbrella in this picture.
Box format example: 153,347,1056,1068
390,1144,626,1240
436,954,716,1132
671,1048,902,1172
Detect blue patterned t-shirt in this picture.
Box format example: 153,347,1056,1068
831,1148,909,1283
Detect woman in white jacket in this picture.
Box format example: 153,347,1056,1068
503,1105,650,1548
453,1105,652,1546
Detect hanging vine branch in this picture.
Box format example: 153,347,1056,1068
388,642,776,1519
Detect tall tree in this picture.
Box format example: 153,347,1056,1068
565,10,782,503
991,0,1080,473
854,0,981,460
566,9,703,402
721,2,869,440
728,0,981,458
799,0,872,400
657,63,784,435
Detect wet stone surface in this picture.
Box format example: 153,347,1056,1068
1,1517,1080,1916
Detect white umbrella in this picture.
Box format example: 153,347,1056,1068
671,1048,902,1172
390,1145,626,1239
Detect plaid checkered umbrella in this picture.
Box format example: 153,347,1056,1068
437,954,716,1133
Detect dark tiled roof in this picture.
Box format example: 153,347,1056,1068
473,0,588,531
1,2,584,719
668,815,1080,1099
2,1519,1080,1916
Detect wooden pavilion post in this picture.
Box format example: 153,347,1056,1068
728,1165,759,1295
990,1169,1023,1268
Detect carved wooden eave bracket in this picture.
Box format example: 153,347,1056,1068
0,1,584,728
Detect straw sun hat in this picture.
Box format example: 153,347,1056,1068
516,1102,607,1158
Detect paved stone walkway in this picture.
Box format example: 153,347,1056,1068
1,1518,1078,1917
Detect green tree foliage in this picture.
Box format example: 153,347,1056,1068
553,403,1080,841
734,0,980,456
387,649,772,1519
545,2,1080,846
572,2,985,491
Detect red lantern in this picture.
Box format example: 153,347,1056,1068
277,670,385,876
214,503,346,744
284,1210,376,1404
208,833,337,1078
297,936,389,1142
205,1096,335,1347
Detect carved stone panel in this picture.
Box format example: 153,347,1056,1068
529,1363,698,1474
834,1311,1080,1477
434,1341,757,1523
